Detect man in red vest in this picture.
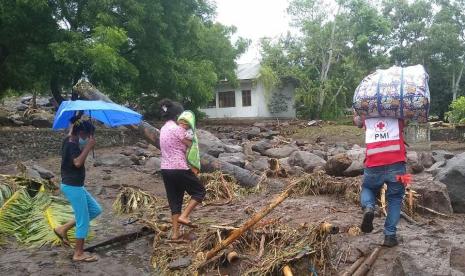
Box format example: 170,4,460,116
354,115,407,247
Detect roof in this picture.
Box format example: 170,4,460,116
236,63,261,80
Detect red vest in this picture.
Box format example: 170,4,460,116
364,118,406,168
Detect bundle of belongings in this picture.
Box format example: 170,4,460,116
353,64,430,123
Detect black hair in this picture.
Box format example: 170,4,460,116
159,99,184,121
70,116,95,136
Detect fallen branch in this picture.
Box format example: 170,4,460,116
84,227,154,252
256,234,266,260
203,180,299,261
352,247,381,276
74,79,261,187
341,256,366,276
282,265,293,276
417,205,451,218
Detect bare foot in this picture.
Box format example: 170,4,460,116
178,217,198,228
53,228,70,246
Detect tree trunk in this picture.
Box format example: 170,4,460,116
50,77,65,105
452,62,465,101
73,79,261,187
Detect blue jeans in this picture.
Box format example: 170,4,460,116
360,162,406,236
61,184,102,239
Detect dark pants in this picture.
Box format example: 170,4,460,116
161,169,206,215
361,162,406,236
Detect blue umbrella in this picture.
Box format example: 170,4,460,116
52,100,142,130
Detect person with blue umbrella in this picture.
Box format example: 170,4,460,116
53,115,102,262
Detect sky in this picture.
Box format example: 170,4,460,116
214,0,292,64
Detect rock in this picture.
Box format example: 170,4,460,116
168,256,192,270
252,140,273,155
435,152,465,213
288,151,326,172
247,127,261,138
312,150,328,160
103,175,111,180
346,148,365,163
325,153,352,176
264,145,298,159
245,157,270,172
418,151,433,168
411,174,453,215
16,104,28,112
425,161,446,176
432,150,455,163
327,146,347,157
32,164,55,180
21,96,33,104
197,129,225,157
295,139,306,147
136,142,148,149
352,144,362,150
344,160,364,177
0,109,10,126
142,157,161,174
407,151,424,174
29,111,54,128
224,144,243,153
261,130,280,139
253,122,267,129
218,152,247,167
120,148,135,156
450,247,465,273
129,154,141,165
94,154,133,167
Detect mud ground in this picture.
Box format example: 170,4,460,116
1,146,465,275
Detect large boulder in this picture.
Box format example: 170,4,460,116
29,111,54,128
252,140,274,155
288,151,326,172
418,151,433,168
343,148,365,177
247,127,261,138
94,154,133,167
425,161,446,176
411,174,453,214
245,157,270,172
264,145,298,159
432,150,455,163
32,164,55,180
325,153,352,176
142,157,161,174
218,152,247,167
407,151,424,174
435,152,465,213
197,129,226,157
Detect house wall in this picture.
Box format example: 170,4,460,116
200,81,296,119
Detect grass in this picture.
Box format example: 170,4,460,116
292,124,365,145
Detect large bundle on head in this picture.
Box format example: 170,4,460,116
353,65,430,122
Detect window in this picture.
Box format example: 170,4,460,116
218,91,235,107
242,90,251,106
206,96,216,108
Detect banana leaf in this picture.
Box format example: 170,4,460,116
0,183,93,247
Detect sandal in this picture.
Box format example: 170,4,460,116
73,254,99,262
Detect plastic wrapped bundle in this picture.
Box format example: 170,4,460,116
353,65,430,123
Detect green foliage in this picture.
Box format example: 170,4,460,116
446,96,465,124
261,0,465,120
0,0,247,111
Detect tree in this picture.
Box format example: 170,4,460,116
0,0,248,113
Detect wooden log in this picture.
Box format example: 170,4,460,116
204,180,298,261
417,204,451,217
282,265,293,276
74,80,261,187
341,256,366,276
400,211,419,225
352,247,381,276
84,227,154,252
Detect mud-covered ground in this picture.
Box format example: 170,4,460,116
1,145,465,276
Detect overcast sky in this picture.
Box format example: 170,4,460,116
214,0,291,64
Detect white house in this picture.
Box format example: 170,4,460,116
200,63,296,118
